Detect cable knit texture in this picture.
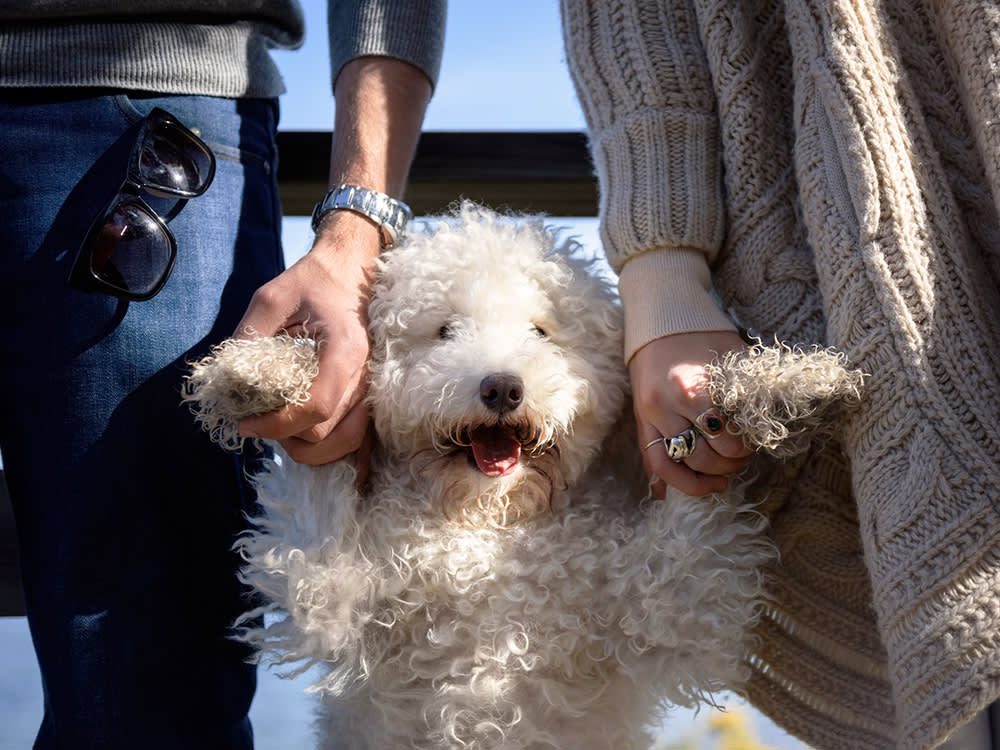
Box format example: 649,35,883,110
562,1,1000,749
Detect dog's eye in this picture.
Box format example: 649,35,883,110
438,325,453,340
533,325,548,339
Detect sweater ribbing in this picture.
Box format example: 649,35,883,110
0,1,446,99
0,21,292,98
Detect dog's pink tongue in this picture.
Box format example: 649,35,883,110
470,425,521,477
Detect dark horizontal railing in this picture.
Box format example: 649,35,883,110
0,130,597,616
278,130,597,218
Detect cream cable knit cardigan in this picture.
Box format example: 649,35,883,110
562,1,1000,749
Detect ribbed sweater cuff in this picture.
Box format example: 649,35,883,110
618,248,736,363
329,0,446,91
591,108,725,270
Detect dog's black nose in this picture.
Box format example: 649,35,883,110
480,373,524,414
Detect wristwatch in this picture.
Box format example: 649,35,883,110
311,184,413,248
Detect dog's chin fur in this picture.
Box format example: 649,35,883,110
425,448,565,528
413,409,566,528
184,202,864,750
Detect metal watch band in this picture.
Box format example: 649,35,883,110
310,184,413,248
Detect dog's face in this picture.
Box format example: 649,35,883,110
367,204,627,526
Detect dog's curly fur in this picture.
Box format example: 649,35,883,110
184,203,863,750
185,333,319,451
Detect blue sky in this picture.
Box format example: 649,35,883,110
271,0,586,131
275,0,594,262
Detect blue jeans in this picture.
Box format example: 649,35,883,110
0,92,284,749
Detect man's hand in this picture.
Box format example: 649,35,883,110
234,210,380,465
231,56,433,468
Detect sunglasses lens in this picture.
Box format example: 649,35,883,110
70,110,211,301
89,202,174,297
138,122,214,196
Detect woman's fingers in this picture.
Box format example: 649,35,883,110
630,330,752,497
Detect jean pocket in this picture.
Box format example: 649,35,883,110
112,94,277,176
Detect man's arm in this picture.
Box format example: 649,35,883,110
233,56,433,465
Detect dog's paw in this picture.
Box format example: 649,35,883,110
707,342,865,457
182,334,319,450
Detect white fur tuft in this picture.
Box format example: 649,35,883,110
183,333,319,450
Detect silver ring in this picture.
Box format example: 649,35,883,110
665,428,698,462
642,436,664,452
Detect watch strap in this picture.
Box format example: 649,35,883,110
311,184,413,248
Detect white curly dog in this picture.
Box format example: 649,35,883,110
185,203,862,750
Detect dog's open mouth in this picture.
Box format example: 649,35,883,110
469,424,521,476
447,422,543,478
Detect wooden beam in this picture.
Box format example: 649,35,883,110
277,130,598,217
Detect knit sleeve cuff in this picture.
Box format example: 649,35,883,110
590,108,725,273
618,248,737,363
328,0,446,91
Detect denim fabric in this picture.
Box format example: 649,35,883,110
0,93,284,749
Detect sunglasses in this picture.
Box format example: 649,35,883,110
68,107,216,301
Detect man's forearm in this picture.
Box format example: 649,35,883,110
329,56,433,200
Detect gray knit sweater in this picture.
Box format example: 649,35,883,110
0,1,446,97
562,1,1000,749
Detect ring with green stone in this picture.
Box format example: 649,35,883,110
693,409,726,439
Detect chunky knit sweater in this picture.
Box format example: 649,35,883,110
0,0,445,97
562,1,1000,749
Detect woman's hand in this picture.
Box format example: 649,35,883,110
631,330,752,497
